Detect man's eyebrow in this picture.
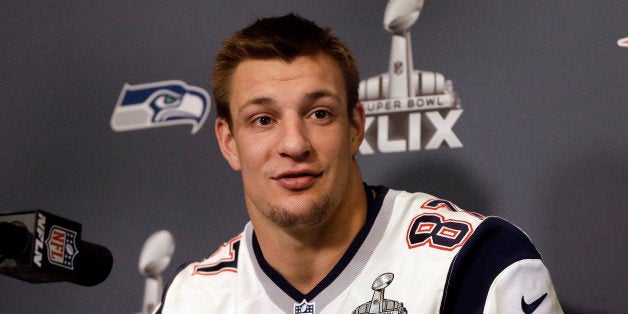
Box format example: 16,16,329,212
305,90,341,102
237,97,274,115
236,90,342,116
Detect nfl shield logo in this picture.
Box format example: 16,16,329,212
45,225,79,270
294,299,315,314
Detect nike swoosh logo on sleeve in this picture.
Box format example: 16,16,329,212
521,292,548,313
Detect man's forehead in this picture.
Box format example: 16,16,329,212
228,54,347,106
232,54,337,80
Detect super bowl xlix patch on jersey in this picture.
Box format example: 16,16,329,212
156,185,562,313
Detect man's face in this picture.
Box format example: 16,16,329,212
215,53,365,230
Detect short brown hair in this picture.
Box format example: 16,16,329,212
212,13,359,125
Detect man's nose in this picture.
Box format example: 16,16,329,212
277,116,311,160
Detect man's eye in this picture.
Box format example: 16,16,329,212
312,110,330,119
255,116,272,126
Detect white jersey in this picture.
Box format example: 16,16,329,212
156,186,562,313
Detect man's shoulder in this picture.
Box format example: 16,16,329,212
387,189,488,245
384,188,560,312
189,233,244,276
390,189,486,220
172,232,245,286
439,216,562,313
387,188,537,261
155,233,247,313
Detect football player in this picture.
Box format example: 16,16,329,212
155,13,562,314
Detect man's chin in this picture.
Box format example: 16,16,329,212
264,196,332,229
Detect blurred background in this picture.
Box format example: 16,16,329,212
1,1,626,313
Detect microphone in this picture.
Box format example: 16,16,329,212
0,209,113,286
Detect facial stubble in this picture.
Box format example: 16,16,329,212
264,192,333,230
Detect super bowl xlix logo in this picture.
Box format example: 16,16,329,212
353,273,407,314
359,0,462,154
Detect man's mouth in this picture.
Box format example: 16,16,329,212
272,171,322,190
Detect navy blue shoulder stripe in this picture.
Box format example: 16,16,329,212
154,261,193,314
440,217,541,314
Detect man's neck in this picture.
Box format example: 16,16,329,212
252,183,368,294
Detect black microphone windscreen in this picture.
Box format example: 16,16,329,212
0,222,31,257
73,241,113,287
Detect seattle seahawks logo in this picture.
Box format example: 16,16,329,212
111,80,210,134
353,273,407,314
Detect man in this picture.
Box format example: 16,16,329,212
156,14,562,313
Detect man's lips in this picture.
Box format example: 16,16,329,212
272,171,322,190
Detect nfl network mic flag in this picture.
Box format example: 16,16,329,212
0,209,112,286
0,210,82,283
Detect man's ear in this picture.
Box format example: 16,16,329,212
215,118,241,171
350,102,366,155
